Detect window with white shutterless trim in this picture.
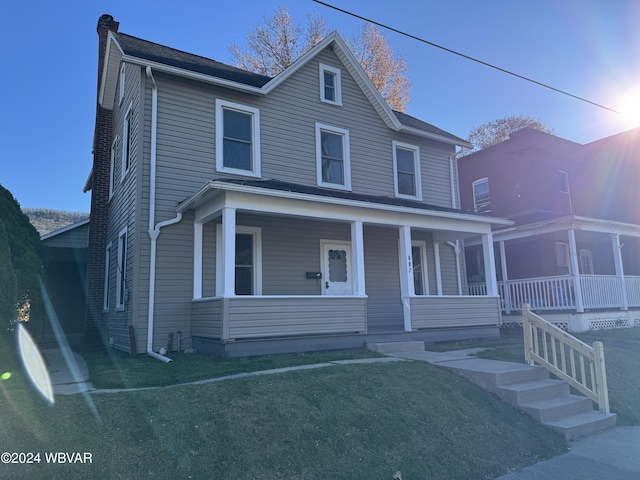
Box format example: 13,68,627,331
109,137,117,200
316,123,351,190
119,63,126,104
103,242,112,311
215,225,263,296
215,99,261,177
116,227,128,309
319,63,342,105
121,103,132,181
393,141,422,200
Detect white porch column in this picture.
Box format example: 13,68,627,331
351,221,366,296
193,221,203,299
434,242,443,296
612,234,628,311
220,207,237,297
482,233,498,296
398,226,414,331
499,241,511,313
568,229,584,312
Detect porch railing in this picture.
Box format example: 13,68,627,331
469,274,640,312
522,304,610,413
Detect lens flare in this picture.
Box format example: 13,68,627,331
1,372,11,380
17,323,54,405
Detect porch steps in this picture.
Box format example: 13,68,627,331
436,358,617,440
366,341,425,354
385,349,616,440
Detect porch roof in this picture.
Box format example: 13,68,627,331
177,178,512,236
490,214,640,243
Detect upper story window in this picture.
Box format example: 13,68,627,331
319,63,342,105
119,63,126,104
393,141,422,200
558,170,570,194
216,99,261,178
316,123,351,190
121,104,132,181
472,177,491,213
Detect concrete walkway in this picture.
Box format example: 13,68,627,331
42,347,640,478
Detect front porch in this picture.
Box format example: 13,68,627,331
176,179,508,354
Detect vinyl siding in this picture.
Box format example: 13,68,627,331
364,225,403,330
410,296,501,328
227,297,366,339
192,298,222,338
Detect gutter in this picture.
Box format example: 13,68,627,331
145,66,181,363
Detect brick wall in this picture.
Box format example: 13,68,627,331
85,15,119,344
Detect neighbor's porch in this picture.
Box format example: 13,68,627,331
467,216,640,317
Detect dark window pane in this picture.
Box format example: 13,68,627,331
412,246,424,295
235,233,254,295
223,140,252,170
324,71,335,101
223,108,252,170
235,267,253,295
224,109,252,141
398,172,415,196
322,158,344,184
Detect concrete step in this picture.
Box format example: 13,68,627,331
543,410,618,440
496,378,569,405
366,341,425,354
518,394,594,423
438,359,549,394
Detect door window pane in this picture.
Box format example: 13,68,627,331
328,249,348,282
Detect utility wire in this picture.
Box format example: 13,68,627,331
313,0,624,116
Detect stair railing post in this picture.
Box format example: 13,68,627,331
593,341,610,413
522,303,534,365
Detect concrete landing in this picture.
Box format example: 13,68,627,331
42,348,95,395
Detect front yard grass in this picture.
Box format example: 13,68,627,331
0,334,568,480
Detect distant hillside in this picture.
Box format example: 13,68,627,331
23,208,89,236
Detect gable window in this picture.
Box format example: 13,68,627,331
103,242,112,311
316,123,351,190
116,228,128,309
119,63,126,103
558,170,573,213
393,141,422,200
319,63,342,105
215,99,261,177
121,104,132,180
472,178,491,213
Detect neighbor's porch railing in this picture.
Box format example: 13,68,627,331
522,303,610,413
469,274,640,313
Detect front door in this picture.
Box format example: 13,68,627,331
321,242,352,296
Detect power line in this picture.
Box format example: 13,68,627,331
313,0,624,116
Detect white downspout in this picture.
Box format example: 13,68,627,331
145,66,181,363
448,149,463,295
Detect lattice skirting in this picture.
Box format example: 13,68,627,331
501,320,569,331
590,318,629,330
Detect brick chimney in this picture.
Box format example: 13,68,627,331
85,15,119,345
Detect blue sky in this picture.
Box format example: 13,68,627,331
2,0,639,212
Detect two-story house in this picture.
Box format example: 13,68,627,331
85,15,510,359
459,127,640,332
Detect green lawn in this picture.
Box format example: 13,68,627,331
0,335,567,480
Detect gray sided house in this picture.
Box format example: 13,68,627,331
85,15,509,358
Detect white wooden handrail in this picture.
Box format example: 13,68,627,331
522,303,610,413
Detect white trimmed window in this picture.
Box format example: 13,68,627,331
103,242,112,311
555,242,571,275
316,123,351,190
579,249,594,274
119,63,126,103
121,104,132,181
215,99,261,177
116,228,128,309
215,225,263,296
109,137,117,199
393,141,422,200
412,240,429,295
472,177,491,213
319,63,342,105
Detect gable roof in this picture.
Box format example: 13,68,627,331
99,27,470,147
